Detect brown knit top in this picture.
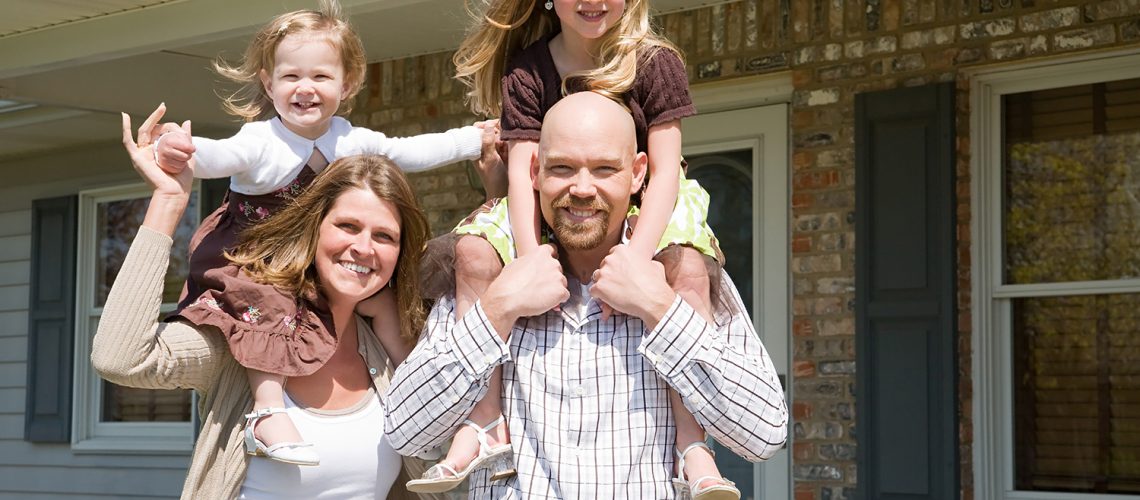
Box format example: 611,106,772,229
499,32,697,153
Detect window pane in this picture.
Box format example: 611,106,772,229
95,193,198,306
101,381,192,422
1002,78,1140,284
1013,293,1140,494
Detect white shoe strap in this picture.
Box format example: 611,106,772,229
245,407,289,420
461,415,506,455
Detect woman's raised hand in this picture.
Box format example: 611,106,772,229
122,103,196,236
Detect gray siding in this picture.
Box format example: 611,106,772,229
0,143,192,499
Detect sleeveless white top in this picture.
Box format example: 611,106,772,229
238,387,401,499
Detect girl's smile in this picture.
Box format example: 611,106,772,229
260,34,350,140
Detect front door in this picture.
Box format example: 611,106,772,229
683,103,790,500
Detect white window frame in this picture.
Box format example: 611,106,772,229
970,47,1140,500
71,182,197,453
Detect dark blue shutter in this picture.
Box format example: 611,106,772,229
24,195,77,443
855,82,958,500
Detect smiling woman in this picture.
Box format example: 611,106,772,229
313,189,403,303
226,154,429,345
90,106,438,499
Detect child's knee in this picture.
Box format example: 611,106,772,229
656,245,712,294
455,235,503,280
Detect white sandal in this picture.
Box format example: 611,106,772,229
406,416,514,493
243,407,319,466
672,441,740,500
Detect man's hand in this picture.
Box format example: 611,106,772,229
481,244,569,340
590,245,677,331
473,119,507,199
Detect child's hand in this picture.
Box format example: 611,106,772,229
356,287,394,318
155,123,196,174
473,119,507,199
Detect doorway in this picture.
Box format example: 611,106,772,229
683,103,790,500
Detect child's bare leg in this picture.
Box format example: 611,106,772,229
671,390,723,488
248,369,303,445
442,236,510,472
659,246,723,487
446,367,508,469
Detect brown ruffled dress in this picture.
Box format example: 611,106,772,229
169,165,337,377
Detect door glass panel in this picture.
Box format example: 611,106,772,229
687,148,757,498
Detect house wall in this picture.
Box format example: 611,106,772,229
348,2,1140,500
0,146,190,499
1,1,1137,498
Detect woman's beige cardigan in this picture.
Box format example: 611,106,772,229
91,227,440,500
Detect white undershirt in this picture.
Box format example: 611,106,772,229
239,387,401,500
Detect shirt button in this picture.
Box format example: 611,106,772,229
485,354,498,364
574,386,586,396
369,367,378,375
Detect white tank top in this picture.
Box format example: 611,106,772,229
239,387,401,499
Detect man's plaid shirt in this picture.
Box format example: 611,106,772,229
384,272,788,499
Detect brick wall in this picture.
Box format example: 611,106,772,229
349,51,487,236
352,1,1140,499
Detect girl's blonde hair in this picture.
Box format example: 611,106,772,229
215,0,367,122
227,155,431,342
453,0,681,118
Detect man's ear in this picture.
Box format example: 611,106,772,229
259,69,272,95
629,151,648,194
530,149,541,191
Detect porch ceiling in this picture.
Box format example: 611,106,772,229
0,0,176,38
0,0,718,165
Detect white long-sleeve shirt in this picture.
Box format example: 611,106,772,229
383,271,788,499
191,116,482,195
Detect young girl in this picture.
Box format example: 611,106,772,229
153,0,495,467
408,0,738,498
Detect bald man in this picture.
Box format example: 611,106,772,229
385,92,788,499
